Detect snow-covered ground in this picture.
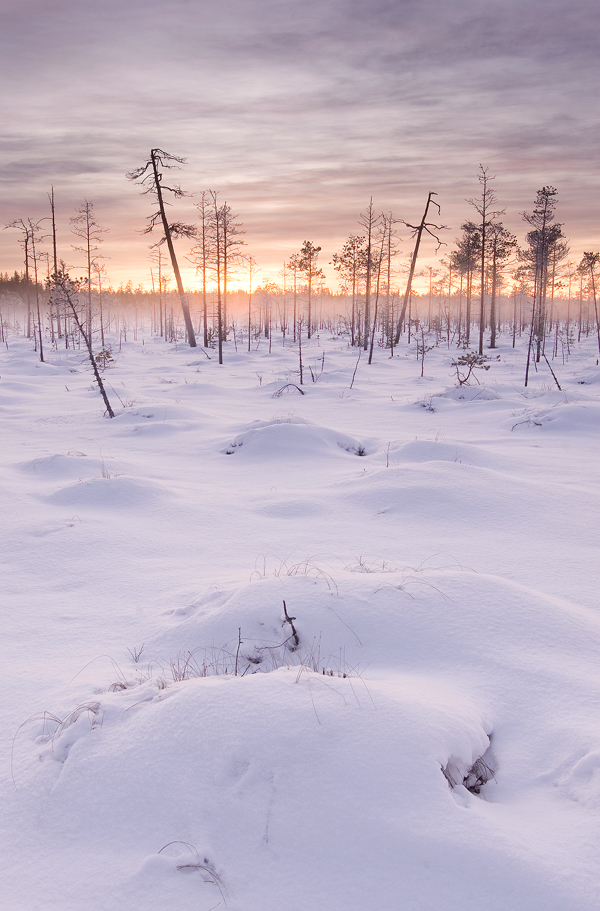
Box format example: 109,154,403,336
2,330,600,910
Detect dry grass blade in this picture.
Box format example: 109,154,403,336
158,842,227,903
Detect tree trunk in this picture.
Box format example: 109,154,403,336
150,151,196,347
393,192,436,344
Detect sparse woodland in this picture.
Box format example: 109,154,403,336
2,161,599,392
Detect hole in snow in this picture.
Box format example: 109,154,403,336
442,752,496,796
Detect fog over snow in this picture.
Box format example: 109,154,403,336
2,325,600,910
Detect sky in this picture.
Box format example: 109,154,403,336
0,0,598,291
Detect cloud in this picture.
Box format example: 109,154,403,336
1,0,598,285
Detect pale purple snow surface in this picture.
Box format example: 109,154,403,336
2,332,600,910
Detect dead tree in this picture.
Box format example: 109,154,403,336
191,191,213,347
486,224,516,348
209,190,224,363
28,220,45,362
70,200,107,339
51,270,115,417
358,201,381,351
468,166,504,355
393,192,447,345
127,149,197,347
368,215,389,364
243,255,259,351
5,218,35,338
220,201,245,337
286,252,301,342
48,187,62,338
578,252,600,356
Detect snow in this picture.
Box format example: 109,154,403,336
2,332,600,910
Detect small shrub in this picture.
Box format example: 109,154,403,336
451,352,500,386
94,347,114,369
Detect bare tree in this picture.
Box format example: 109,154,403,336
206,191,246,363
382,213,400,352
578,252,600,356
92,261,109,347
48,186,62,338
358,201,381,351
468,166,504,355
5,218,34,338
149,245,167,338
368,215,389,364
191,191,213,347
279,262,289,337
28,220,45,361
286,252,302,342
332,235,367,346
243,255,259,351
393,192,447,345
5,217,49,359
486,223,516,348
220,201,245,341
70,200,107,338
451,222,480,347
209,191,225,363
126,149,197,346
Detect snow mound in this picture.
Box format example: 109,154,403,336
223,418,373,459
440,385,502,402
17,452,119,480
510,401,600,434
45,475,169,509
252,496,326,519
20,572,600,911
129,420,199,437
116,405,207,436
332,460,527,528
391,439,492,467
575,367,600,385
559,750,600,809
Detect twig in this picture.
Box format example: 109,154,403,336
273,383,305,397
235,628,242,676
543,353,562,391
350,348,361,389
282,600,299,648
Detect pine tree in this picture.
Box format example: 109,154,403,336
297,241,324,339
520,186,566,382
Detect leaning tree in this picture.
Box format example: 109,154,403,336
127,149,197,347
393,192,447,345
